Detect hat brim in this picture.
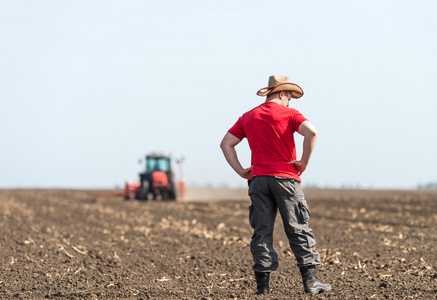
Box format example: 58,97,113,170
257,83,304,99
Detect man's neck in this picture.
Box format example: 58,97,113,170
265,99,281,105
266,99,287,107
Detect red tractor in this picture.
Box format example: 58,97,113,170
93,153,183,202
137,153,177,201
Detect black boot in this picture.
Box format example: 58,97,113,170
300,266,332,294
254,272,270,295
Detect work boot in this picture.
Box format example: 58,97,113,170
300,266,332,294
254,272,270,295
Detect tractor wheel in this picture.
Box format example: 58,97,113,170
139,180,149,200
168,190,176,201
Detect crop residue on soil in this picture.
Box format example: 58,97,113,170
1,188,436,299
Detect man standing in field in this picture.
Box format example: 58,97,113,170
220,75,331,295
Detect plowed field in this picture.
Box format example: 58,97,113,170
1,188,436,299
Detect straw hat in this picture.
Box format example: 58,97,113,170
256,75,304,99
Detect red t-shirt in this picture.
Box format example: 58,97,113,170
228,102,308,182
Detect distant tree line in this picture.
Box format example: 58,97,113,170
418,182,437,189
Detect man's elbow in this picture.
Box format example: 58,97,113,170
220,139,229,151
220,139,225,150
310,128,318,138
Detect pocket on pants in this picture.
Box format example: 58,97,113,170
298,201,311,224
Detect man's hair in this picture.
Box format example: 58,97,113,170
266,90,291,100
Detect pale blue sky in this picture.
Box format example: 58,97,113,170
1,0,436,189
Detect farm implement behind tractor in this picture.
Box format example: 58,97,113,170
93,153,185,202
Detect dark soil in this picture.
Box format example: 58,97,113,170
1,188,436,299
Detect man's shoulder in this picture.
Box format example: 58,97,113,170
286,107,301,114
281,105,303,115
268,104,302,117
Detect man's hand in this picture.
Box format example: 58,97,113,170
239,167,252,179
289,160,306,176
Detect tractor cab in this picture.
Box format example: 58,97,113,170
146,155,170,173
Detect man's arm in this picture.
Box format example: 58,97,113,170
289,120,317,176
220,132,251,179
